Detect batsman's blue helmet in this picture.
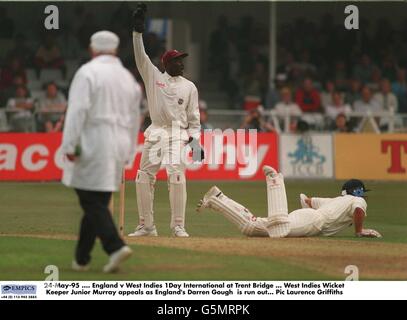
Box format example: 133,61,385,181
341,179,370,197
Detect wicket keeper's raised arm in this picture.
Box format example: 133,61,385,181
132,3,153,81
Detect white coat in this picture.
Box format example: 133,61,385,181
61,55,141,192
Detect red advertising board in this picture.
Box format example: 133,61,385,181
0,132,278,181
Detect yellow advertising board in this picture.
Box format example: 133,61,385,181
335,134,407,180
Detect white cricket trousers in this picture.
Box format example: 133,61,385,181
136,134,188,229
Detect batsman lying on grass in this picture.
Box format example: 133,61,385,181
197,166,382,238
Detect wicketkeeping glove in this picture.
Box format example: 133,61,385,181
133,3,147,33
356,229,382,238
188,137,205,162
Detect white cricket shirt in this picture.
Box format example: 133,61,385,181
318,195,367,236
132,32,201,141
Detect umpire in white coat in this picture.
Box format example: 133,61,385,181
61,31,142,273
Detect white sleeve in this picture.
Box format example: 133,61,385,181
186,84,201,140
61,67,92,154
132,32,159,83
311,197,333,209
6,99,15,109
294,103,302,115
351,197,367,216
128,82,142,161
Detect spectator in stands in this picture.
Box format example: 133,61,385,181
6,34,34,67
392,68,407,114
345,78,362,106
374,78,398,112
264,73,287,109
274,87,302,117
0,57,26,90
0,74,26,107
353,54,376,83
295,119,310,134
381,54,398,82
36,82,67,132
321,80,336,109
0,7,14,39
274,87,302,133
353,86,382,113
34,33,66,75
240,106,274,132
353,86,383,131
325,92,352,122
333,113,352,132
366,67,382,92
6,85,34,132
199,100,213,130
295,78,321,112
374,78,399,130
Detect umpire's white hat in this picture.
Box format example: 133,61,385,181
90,30,120,52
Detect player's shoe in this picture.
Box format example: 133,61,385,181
173,225,190,237
128,224,158,237
263,165,278,177
300,193,310,208
72,260,89,272
196,186,222,212
103,246,133,273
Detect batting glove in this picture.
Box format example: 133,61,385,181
133,3,147,33
356,229,382,238
188,137,205,162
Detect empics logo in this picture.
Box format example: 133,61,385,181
1,284,37,295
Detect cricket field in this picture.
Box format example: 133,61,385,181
0,180,406,280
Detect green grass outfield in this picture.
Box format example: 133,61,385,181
0,180,406,280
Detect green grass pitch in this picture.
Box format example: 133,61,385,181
0,180,406,280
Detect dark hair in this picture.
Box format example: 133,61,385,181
297,120,310,133
43,82,57,90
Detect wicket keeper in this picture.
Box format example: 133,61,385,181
129,3,203,238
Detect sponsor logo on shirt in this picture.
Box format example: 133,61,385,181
155,81,166,88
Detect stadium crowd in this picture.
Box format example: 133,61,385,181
1,5,406,133
210,14,407,133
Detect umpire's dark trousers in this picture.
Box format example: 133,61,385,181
75,189,125,265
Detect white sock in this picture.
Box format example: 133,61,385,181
169,172,187,229
135,170,155,228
